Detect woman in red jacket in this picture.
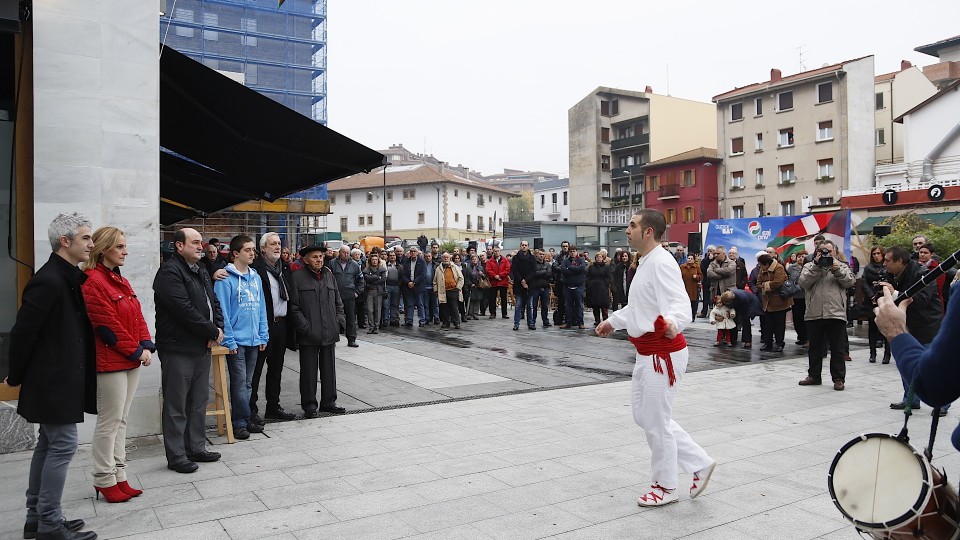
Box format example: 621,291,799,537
485,247,511,319
81,226,154,503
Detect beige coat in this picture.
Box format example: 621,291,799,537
706,257,737,296
434,263,464,303
798,261,856,321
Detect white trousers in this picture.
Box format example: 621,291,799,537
92,368,140,487
631,348,712,490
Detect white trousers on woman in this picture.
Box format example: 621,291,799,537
631,348,712,490
93,368,140,487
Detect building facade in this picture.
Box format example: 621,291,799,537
641,148,721,243
713,57,875,219
916,34,960,89
874,62,937,171
568,86,716,224
483,169,560,193
532,178,570,222
325,163,513,242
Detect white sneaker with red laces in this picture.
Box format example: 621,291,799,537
637,484,678,507
689,461,716,499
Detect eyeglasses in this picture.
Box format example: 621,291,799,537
913,242,924,246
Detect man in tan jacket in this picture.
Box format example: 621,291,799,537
435,252,464,329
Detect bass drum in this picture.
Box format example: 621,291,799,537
828,433,959,539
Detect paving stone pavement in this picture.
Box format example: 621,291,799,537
1,342,956,540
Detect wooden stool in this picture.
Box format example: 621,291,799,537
206,345,234,443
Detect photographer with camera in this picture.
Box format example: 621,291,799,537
878,246,945,413
798,240,856,390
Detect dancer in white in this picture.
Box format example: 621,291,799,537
597,209,716,507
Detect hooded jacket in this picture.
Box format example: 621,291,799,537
213,263,269,351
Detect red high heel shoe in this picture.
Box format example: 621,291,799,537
94,484,132,503
117,480,143,497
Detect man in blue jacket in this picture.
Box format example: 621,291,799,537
399,247,428,327
213,235,269,440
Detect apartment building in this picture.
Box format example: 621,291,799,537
533,178,570,222
874,61,937,170
568,86,716,223
641,148,721,243
713,57,875,218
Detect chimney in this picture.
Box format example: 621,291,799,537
901,60,913,70
644,85,653,93
770,68,782,83
439,162,445,173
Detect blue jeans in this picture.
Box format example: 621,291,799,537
403,288,426,324
529,287,551,325
514,288,532,326
424,288,439,321
564,286,584,326
26,423,78,533
227,345,259,428
383,284,401,324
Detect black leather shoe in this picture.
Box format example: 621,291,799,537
774,345,784,352
247,423,264,434
543,322,552,328
264,409,296,421
186,451,221,463
347,341,359,348
934,408,949,417
513,325,519,331
35,525,97,540
759,344,773,351
234,427,250,440
249,412,264,426
167,460,198,473
418,321,425,327
890,402,921,410
303,410,319,419
319,405,346,414
528,325,536,330
25,519,85,539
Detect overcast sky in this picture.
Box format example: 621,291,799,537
326,0,959,178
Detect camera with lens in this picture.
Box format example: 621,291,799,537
870,271,893,304
817,248,834,268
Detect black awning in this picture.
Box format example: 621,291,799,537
159,46,384,225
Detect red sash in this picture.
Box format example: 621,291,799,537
627,315,687,386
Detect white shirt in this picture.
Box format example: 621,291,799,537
266,271,287,318
607,245,689,338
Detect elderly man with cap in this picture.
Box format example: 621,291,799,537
289,245,347,416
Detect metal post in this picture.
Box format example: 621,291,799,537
382,163,388,241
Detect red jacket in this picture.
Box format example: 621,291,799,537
485,256,511,288
82,263,154,373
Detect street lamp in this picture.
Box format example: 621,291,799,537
433,185,441,242
700,162,713,244
381,162,390,241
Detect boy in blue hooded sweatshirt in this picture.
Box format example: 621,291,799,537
214,235,269,439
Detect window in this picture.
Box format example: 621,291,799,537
876,92,884,110
779,164,795,183
601,155,610,171
611,99,619,115
817,82,833,103
778,127,794,147
477,196,485,208
819,197,834,206
358,216,365,226
682,169,695,187
403,189,415,199
386,190,393,201
730,103,743,121
619,183,630,196
817,120,833,141
731,171,744,188
345,194,352,204
366,192,373,202
683,206,695,223
385,215,392,230
777,91,793,111
818,158,834,178
417,212,425,224
330,195,336,204
876,128,886,146
601,99,618,116
755,97,763,116
367,215,373,225
488,195,492,202
646,175,660,191
552,192,558,204
466,216,472,230
758,203,765,217
666,208,677,224
755,133,763,151
601,183,611,198
339,217,348,232
477,217,484,232
454,212,459,222
617,125,635,139
730,137,744,155
601,127,610,143
540,194,545,207
634,181,643,194
466,191,470,199
780,201,796,216
756,168,764,186
499,197,502,204
454,189,458,197
174,8,195,38
732,206,745,219
563,191,568,205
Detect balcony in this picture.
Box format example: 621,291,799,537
611,133,650,152
610,194,642,207
611,163,646,180
658,184,680,199
545,203,560,215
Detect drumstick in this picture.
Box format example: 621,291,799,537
894,248,960,305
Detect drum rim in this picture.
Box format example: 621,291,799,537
828,432,933,530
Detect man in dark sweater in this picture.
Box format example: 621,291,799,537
510,240,537,330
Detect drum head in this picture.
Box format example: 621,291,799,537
829,433,933,530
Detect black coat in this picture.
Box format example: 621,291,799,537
893,260,943,344
289,266,346,347
252,257,296,351
8,254,97,423
585,261,613,309
529,260,552,289
612,262,629,304
510,250,537,282
153,252,224,354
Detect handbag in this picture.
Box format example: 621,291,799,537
476,273,491,289
778,277,799,298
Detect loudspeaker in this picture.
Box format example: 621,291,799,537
873,225,891,238
687,232,702,254
533,237,544,250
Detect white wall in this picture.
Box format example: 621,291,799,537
843,56,876,191
533,186,570,221
904,88,960,181
33,1,160,441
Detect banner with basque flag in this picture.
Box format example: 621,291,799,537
702,210,850,274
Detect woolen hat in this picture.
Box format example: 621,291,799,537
299,244,325,258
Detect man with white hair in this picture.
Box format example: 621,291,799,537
7,213,98,540
328,245,363,347
250,232,296,424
